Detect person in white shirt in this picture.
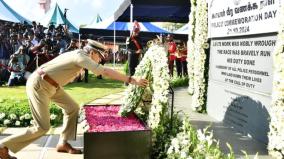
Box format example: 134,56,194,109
7,56,25,86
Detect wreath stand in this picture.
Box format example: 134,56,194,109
169,86,174,129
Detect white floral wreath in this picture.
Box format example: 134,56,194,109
119,44,170,129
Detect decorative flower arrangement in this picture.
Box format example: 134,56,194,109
0,112,58,127
190,0,208,112
119,44,170,130
0,113,31,127
268,4,284,158
147,45,170,129
0,99,63,127
187,0,197,95
83,105,146,132
0,113,6,120
167,118,237,159
119,47,152,117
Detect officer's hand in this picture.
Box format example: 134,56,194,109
136,49,142,54
131,77,148,87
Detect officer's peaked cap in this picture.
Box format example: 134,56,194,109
87,39,107,59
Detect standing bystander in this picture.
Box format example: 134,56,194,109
166,34,176,77
127,21,143,76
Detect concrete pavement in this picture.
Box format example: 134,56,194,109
0,88,273,159
0,92,125,159
171,87,272,159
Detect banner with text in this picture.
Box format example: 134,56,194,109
209,34,277,94
208,0,282,37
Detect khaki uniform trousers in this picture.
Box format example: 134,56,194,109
0,72,79,153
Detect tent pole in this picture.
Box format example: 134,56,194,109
113,22,116,68
78,34,81,49
130,3,133,35
130,3,133,23
128,3,133,72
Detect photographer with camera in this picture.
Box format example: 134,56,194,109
9,33,21,55
54,33,67,54
44,33,53,52
7,55,25,86
66,39,77,52
12,45,30,68
9,45,30,81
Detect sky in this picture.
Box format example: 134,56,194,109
4,0,124,26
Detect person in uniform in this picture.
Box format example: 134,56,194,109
127,20,142,76
175,44,183,77
0,39,148,159
166,34,176,77
180,42,188,77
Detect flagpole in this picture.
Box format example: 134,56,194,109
113,21,116,68
78,34,81,49
130,3,133,29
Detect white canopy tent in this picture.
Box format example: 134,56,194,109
0,0,30,23
174,23,189,35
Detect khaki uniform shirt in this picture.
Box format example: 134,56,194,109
40,49,103,86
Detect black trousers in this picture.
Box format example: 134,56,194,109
168,60,174,77
181,61,188,77
128,53,140,76
84,69,88,82
176,59,182,77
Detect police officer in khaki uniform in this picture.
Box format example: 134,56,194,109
0,39,148,159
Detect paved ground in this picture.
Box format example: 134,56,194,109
0,88,273,159
172,87,272,159
0,92,125,159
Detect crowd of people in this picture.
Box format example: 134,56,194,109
0,20,188,87
0,21,79,86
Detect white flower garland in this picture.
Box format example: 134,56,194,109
119,49,152,116
191,0,208,112
187,0,196,95
268,4,284,158
148,45,170,129
119,44,170,129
